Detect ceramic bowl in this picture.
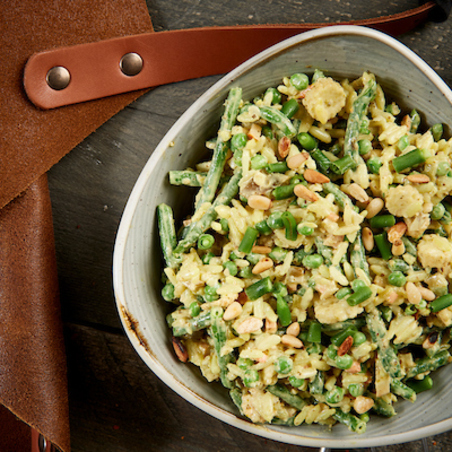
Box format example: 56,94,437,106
112,25,452,448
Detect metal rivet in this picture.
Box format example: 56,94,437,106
38,434,47,452
46,66,71,90
120,52,143,76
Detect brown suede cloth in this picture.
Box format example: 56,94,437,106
0,1,153,451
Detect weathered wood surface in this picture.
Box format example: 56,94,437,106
47,1,452,450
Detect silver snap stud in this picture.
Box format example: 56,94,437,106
120,52,143,76
46,66,71,90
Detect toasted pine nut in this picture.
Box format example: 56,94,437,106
392,239,405,256
401,114,411,130
223,301,243,321
418,286,436,301
237,291,248,305
252,257,274,274
406,282,422,305
248,195,272,210
407,174,430,184
236,317,263,334
303,168,330,184
337,336,354,356
296,85,313,99
294,184,319,202
247,123,262,140
366,197,384,219
345,361,362,374
423,332,439,349
362,227,374,252
281,334,303,349
287,283,298,293
353,396,375,414
265,319,277,333
327,212,340,222
286,322,300,337
387,291,398,304
183,219,192,227
172,337,188,362
348,183,369,203
251,245,272,254
287,152,309,169
278,136,291,158
388,222,407,244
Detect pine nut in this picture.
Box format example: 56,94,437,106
423,332,439,349
388,222,407,243
223,301,243,321
345,361,362,374
281,334,303,349
387,291,398,304
391,239,405,256
237,291,248,305
401,115,411,130
252,257,274,274
294,184,319,202
362,227,374,251
406,282,422,305
236,317,263,334
407,174,430,184
172,337,188,362
265,319,277,333
337,335,354,356
327,212,340,222
303,169,330,184
353,396,375,414
278,136,291,158
287,152,309,169
247,123,262,140
286,322,300,337
248,195,272,210
348,183,369,203
418,286,436,301
251,245,272,254
366,198,384,219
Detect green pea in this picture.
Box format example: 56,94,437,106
336,287,352,300
281,98,299,119
348,383,364,397
267,211,285,229
262,125,274,140
268,247,288,263
273,281,288,297
274,356,293,374
201,251,215,264
189,302,201,318
431,203,446,220
161,283,175,302
237,357,253,370
251,154,268,170
325,386,345,404
436,161,450,176
312,69,325,83
255,220,272,235
405,304,417,315
352,331,367,347
297,224,314,236
326,345,338,360
302,254,324,269
238,266,254,279
223,260,238,276
367,157,382,175
358,139,372,155
398,134,409,151
431,123,443,142
388,271,406,287
288,376,305,388
335,354,354,370
231,133,248,151
205,285,218,297
243,369,260,387
265,87,282,105
297,132,318,151
290,72,309,90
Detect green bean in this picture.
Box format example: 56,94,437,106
321,318,366,332
173,170,242,256
245,277,273,300
402,236,417,256
392,148,431,173
157,203,178,268
398,134,409,151
282,211,298,241
307,321,322,343
367,157,382,175
172,310,212,337
372,398,395,417
409,109,421,133
276,294,292,327
369,215,396,229
380,305,393,323
229,387,244,414
430,294,452,313
223,260,238,277
336,287,352,300
390,379,416,402
343,78,377,164
161,283,175,302
169,170,207,187
312,69,325,82
315,237,334,265
260,106,297,137
270,416,296,426
281,98,299,118
431,123,443,141
238,227,259,253
238,266,253,279
309,371,324,394
331,327,356,347
374,233,392,261
202,251,215,264
267,384,307,410
265,87,282,105
267,161,289,173
290,72,309,90
196,87,242,211
267,211,285,229
388,271,406,287
310,148,331,173
198,233,215,250
272,184,296,200
323,181,355,210
436,161,450,176
388,259,411,273
333,409,367,434
405,350,450,379
351,279,367,291
406,376,433,393
253,220,271,236
351,233,370,279
297,132,318,151
330,155,357,175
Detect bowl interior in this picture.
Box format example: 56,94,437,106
113,26,452,448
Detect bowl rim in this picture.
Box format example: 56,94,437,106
113,24,452,448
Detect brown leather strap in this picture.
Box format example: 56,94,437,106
24,1,436,110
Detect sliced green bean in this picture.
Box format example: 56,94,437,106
267,384,307,411
260,106,297,138
157,203,178,268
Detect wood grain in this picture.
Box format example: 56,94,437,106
47,1,452,450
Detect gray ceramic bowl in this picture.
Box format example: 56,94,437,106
113,25,452,448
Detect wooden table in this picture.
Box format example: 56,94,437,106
47,1,452,450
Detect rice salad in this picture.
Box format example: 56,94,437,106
157,70,452,433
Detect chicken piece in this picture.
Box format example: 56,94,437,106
385,185,424,218
404,212,430,238
417,234,452,270
239,170,289,200
302,77,347,124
